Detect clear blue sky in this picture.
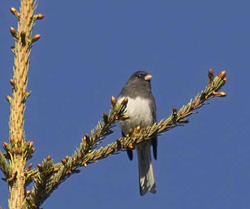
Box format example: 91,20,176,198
0,0,249,208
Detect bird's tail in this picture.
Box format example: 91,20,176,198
136,141,156,196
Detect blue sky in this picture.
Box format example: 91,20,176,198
0,0,249,208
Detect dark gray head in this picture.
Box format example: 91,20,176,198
119,71,153,98
127,71,152,86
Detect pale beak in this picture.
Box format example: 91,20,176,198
144,74,152,81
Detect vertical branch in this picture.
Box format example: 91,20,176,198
7,1,43,209
9,1,35,145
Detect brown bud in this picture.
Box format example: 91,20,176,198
10,7,20,18
10,27,18,39
82,136,87,148
128,143,133,149
120,114,130,120
46,155,52,161
10,7,17,13
208,69,214,84
6,95,12,103
35,13,45,20
111,96,116,108
61,159,67,165
65,155,69,160
3,142,9,150
37,163,43,170
218,70,226,79
26,190,31,195
27,163,33,170
83,161,88,167
121,98,128,106
212,91,227,97
30,141,34,147
172,106,177,116
53,167,59,172
10,79,16,86
136,126,141,132
31,34,41,43
102,113,108,124
20,31,26,46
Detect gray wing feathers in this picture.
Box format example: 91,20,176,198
136,141,156,196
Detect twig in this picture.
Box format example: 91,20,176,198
0,151,11,179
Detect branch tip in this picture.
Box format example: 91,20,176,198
9,79,16,87
34,13,45,20
128,143,133,149
6,95,12,103
31,34,41,43
218,70,226,79
120,114,130,120
46,155,52,161
172,106,177,116
111,96,116,108
10,27,18,39
82,161,88,167
121,97,128,106
10,7,20,19
61,159,67,165
37,164,43,171
212,91,227,97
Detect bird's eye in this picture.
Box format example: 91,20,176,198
137,74,142,78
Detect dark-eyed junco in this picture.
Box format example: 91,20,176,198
117,71,157,196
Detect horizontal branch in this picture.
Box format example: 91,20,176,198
79,70,227,163
28,69,227,208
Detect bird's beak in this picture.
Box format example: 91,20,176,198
144,74,152,81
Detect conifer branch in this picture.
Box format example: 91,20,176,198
28,70,227,208
6,0,44,208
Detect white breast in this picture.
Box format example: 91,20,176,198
118,96,153,135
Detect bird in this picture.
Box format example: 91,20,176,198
117,71,157,196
